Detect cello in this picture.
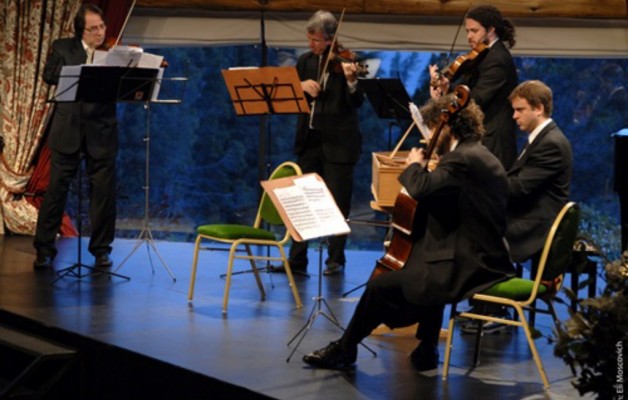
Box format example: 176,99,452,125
370,85,471,279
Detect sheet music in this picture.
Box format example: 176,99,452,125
54,65,82,102
409,102,432,141
94,46,163,68
273,175,350,241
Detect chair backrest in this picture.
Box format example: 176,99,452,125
256,161,302,227
534,202,580,289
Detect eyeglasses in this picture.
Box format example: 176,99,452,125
85,23,106,34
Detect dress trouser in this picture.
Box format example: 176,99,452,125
289,130,355,268
34,150,116,258
340,270,445,350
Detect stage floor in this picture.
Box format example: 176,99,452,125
0,235,588,399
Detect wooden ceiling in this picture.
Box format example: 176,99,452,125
136,0,627,19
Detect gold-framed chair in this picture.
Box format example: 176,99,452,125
187,161,304,314
443,201,580,389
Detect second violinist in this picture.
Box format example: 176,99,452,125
430,4,518,171
269,10,365,276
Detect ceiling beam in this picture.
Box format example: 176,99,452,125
136,0,627,19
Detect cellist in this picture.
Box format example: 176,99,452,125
302,94,515,372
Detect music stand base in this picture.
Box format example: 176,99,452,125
286,240,376,362
52,263,130,284
115,224,176,281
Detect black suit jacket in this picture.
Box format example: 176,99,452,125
460,40,518,170
506,121,573,262
294,51,364,164
43,37,118,159
395,139,514,305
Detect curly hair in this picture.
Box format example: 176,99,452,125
466,5,516,48
420,95,486,141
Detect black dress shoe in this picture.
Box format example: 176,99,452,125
302,340,357,370
409,343,439,371
323,263,344,276
33,254,53,270
94,254,113,268
268,263,307,274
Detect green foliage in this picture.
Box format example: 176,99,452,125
554,252,628,399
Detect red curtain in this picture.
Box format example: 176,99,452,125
26,0,134,237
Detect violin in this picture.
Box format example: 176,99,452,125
370,85,471,279
430,43,488,88
326,42,369,78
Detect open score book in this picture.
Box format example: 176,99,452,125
261,174,351,242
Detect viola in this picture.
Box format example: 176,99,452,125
370,85,471,279
431,43,488,88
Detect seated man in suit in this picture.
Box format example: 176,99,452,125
461,79,573,333
302,94,515,371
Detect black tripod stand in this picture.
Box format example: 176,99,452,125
286,238,376,362
52,154,129,284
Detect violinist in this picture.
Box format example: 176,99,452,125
430,4,518,171
270,10,364,276
33,4,118,270
302,95,515,371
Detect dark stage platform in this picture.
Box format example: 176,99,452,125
0,235,586,399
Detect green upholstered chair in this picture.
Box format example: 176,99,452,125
443,202,580,389
187,161,303,314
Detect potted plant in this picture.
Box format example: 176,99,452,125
553,250,627,399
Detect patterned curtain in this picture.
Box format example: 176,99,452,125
0,0,81,235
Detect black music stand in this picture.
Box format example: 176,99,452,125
361,78,412,149
50,66,161,283
114,76,187,281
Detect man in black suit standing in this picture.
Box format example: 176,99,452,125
33,4,117,270
431,4,518,170
302,95,515,371
273,10,364,276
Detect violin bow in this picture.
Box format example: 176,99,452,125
113,0,138,48
318,8,346,85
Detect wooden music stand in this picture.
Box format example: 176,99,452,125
222,66,310,115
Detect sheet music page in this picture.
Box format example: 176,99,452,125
273,175,350,241
409,102,432,141
54,65,82,102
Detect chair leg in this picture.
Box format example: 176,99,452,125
514,304,550,389
188,235,203,301
442,305,457,380
222,244,239,314
244,245,266,301
472,320,484,367
278,245,302,309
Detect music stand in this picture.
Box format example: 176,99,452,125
114,75,187,281
222,66,310,116
361,78,412,150
219,66,310,277
50,65,160,283
260,173,376,361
